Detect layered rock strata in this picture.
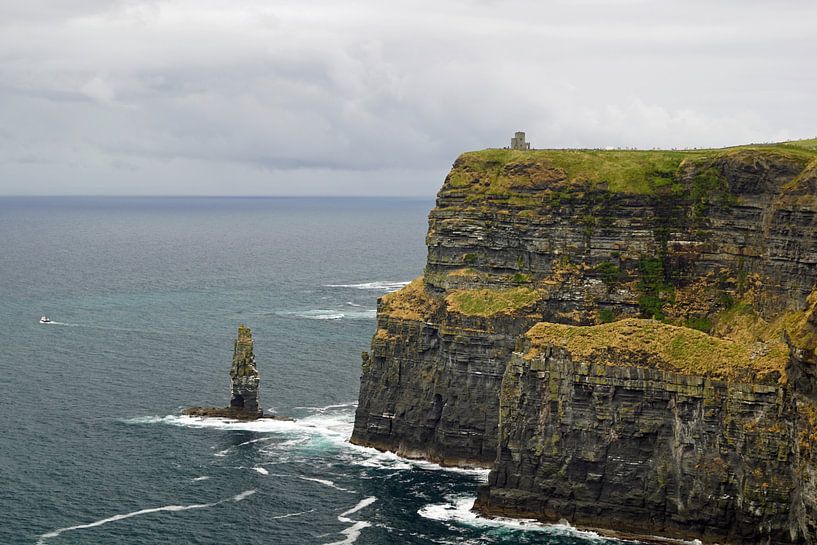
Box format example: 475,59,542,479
351,140,817,543
185,324,265,420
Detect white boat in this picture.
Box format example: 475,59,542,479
39,316,52,324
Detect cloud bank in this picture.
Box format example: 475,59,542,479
0,0,815,195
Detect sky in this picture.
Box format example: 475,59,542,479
1,0,815,196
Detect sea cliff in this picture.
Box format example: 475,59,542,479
351,139,817,544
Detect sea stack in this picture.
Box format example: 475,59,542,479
184,324,264,420
229,324,262,415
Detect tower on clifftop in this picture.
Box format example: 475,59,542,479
510,131,530,150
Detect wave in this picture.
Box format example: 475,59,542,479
36,489,256,545
323,497,377,545
293,402,358,410
126,409,490,482
418,495,617,541
276,309,376,321
325,281,410,292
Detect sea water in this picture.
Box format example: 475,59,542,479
0,197,630,545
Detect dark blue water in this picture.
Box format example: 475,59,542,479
0,197,623,545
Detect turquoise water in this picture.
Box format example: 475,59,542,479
0,197,624,545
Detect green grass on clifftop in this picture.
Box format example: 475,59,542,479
446,140,817,197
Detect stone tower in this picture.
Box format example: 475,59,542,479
510,131,530,150
229,324,262,415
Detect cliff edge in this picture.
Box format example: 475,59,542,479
351,139,817,544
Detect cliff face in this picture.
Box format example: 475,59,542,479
351,139,817,543
477,321,798,544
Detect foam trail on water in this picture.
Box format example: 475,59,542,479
322,497,377,545
272,508,316,520
233,489,257,502
35,501,216,545
300,476,352,492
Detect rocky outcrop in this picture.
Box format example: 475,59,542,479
352,140,817,542
185,324,265,420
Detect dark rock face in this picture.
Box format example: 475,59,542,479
476,349,797,545
351,144,817,543
352,311,537,466
185,324,263,420
229,325,261,415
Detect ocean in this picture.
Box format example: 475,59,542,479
0,197,627,545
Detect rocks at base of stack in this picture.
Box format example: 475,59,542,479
184,324,268,421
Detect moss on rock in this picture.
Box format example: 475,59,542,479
524,317,788,383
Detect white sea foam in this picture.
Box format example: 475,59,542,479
126,408,489,482
322,497,377,545
233,489,257,502
326,281,410,292
299,476,352,492
35,489,256,545
276,309,376,321
418,495,610,541
253,467,269,475
292,402,358,412
272,508,316,519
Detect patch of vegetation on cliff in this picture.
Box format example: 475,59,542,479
524,318,788,382
636,257,674,320
446,287,540,316
380,277,440,321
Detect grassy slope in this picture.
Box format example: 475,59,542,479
525,318,788,382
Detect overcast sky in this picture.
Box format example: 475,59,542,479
1,1,815,196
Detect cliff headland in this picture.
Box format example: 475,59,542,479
351,139,817,544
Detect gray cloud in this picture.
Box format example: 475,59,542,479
0,0,815,196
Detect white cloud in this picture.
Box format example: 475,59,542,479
0,0,815,195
